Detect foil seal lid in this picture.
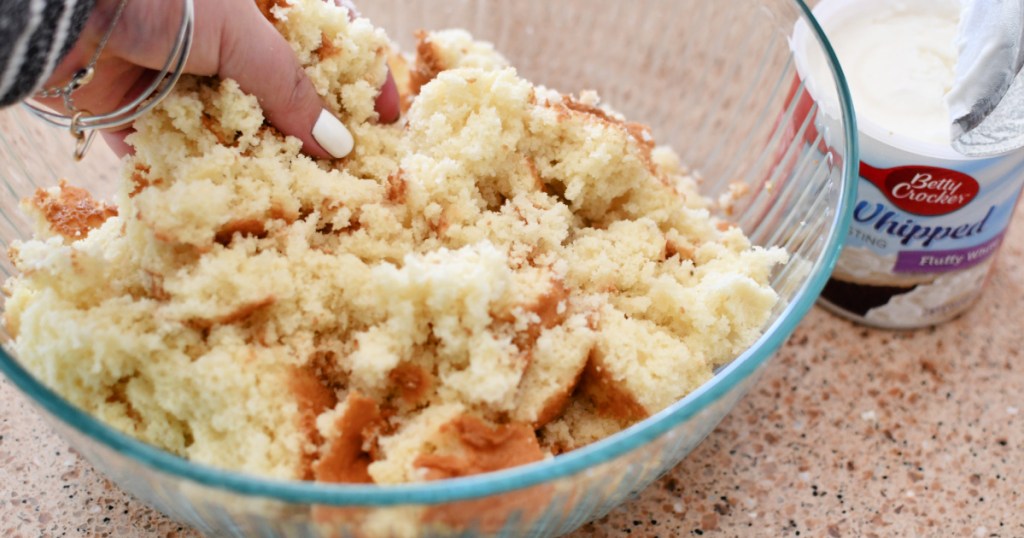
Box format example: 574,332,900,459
948,0,1024,156
942,0,1024,157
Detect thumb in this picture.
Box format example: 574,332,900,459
216,5,352,159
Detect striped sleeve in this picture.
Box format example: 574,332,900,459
0,0,97,107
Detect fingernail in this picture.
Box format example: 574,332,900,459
312,109,354,158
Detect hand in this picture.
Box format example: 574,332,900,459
38,0,401,159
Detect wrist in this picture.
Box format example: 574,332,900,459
46,0,117,90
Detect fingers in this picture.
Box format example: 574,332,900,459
214,3,352,159
47,0,400,160
101,128,134,158
334,0,401,125
376,71,402,124
106,0,351,159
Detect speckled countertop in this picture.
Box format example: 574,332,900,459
3,209,1022,538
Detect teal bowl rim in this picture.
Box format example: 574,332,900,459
0,0,858,508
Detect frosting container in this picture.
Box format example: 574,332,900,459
792,0,1024,329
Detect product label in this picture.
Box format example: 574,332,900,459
860,163,978,216
847,160,1021,275
823,154,1024,328
892,231,1004,273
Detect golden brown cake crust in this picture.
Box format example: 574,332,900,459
28,180,117,241
413,415,543,480
410,30,444,95
312,392,381,483
578,353,648,423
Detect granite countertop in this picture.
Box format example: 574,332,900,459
2,209,1021,537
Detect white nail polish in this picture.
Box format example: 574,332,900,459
312,109,354,158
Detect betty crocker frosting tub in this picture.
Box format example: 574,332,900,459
793,0,1024,329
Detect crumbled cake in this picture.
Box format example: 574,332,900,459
3,0,787,487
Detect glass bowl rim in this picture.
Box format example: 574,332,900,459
0,0,858,507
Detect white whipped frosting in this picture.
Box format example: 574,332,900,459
832,246,938,287
864,258,993,326
810,0,960,146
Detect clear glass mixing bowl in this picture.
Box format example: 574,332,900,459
0,0,856,536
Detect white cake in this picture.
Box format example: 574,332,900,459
4,0,786,485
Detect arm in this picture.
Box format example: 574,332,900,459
0,0,96,107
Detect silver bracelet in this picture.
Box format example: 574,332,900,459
23,0,195,160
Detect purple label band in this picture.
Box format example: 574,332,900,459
894,232,1006,274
